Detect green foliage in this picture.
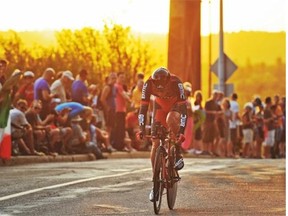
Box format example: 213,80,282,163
0,25,158,87
0,29,285,102
103,23,156,86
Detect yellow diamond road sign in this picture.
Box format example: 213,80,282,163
211,53,238,81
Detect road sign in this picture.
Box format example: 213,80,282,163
211,53,238,81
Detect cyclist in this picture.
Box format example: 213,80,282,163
137,67,188,201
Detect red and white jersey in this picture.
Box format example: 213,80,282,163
140,74,186,103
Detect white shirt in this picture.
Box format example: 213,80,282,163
229,100,240,129
50,79,67,103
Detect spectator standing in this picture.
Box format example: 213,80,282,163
130,72,144,94
253,97,264,159
214,91,225,156
130,79,144,111
241,102,254,158
279,96,286,158
182,82,194,152
202,90,219,155
71,69,89,105
125,79,145,151
50,70,74,103
272,94,283,158
14,71,35,107
192,90,205,155
229,93,241,157
100,72,117,142
113,72,131,151
263,97,276,158
221,98,233,157
88,84,105,129
34,67,57,120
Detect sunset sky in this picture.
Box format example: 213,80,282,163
0,0,286,35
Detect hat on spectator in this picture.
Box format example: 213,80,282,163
244,102,253,110
12,69,21,76
24,71,35,77
71,115,82,122
63,70,74,81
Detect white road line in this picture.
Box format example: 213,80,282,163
0,168,151,202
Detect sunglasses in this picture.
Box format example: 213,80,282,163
19,106,27,110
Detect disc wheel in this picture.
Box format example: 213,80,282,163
167,146,178,210
153,147,165,214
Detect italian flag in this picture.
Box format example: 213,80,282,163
0,71,22,160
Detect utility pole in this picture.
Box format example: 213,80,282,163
208,0,212,97
168,0,201,93
210,0,237,96
218,0,225,94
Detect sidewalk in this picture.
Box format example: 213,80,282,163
0,151,212,166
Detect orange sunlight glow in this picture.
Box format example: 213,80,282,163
0,0,286,34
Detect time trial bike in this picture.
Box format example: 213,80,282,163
149,125,181,215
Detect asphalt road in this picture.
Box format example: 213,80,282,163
0,158,285,216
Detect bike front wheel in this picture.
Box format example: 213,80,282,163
153,147,165,214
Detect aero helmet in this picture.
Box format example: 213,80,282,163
151,67,170,89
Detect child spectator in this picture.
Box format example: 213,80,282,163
90,114,115,153
241,102,254,158
221,98,233,157
69,115,106,159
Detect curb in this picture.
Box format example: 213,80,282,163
0,151,214,166
0,153,96,166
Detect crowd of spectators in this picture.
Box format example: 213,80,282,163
8,66,146,159
184,89,286,159
1,60,286,160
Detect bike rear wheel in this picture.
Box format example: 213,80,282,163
167,145,178,210
153,147,165,215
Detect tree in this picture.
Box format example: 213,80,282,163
0,24,158,88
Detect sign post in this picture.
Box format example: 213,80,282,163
210,0,237,97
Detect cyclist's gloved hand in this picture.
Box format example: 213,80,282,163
176,133,185,144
